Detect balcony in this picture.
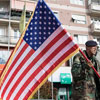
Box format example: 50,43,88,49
0,12,9,20
90,22,100,35
0,35,19,46
88,3,100,15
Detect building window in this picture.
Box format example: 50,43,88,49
70,0,84,5
53,11,59,19
13,29,20,39
74,34,88,44
72,14,86,24
93,37,100,45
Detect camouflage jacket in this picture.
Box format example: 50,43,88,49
71,50,100,100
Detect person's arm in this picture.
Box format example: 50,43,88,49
71,54,88,81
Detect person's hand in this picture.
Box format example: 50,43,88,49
87,60,93,67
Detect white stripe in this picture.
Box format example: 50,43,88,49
0,41,26,94
9,41,26,67
2,26,63,100
20,41,76,99
2,45,32,100
9,31,68,100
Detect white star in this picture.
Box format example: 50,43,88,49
57,23,60,25
30,42,32,45
43,37,46,39
26,33,28,36
44,27,46,30
40,11,42,14
53,22,55,25
44,22,46,25
26,38,28,41
48,32,51,34
39,37,42,39
34,27,37,30
44,6,46,8
44,32,46,34
31,22,33,25
49,11,51,14
48,22,51,25
34,47,37,50
48,27,51,30
35,22,37,25
40,16,42,19
35,11,38,14
30,37,32,40
30,32,32,35
30,27,33,30
53,17,55,20
39,32,42,34
48,17,51,20
34,32,37,35
44,17,46,20
44,11,46,14
40,6,42,8
34,37,37,40
35,16,37,19
39,27,42,30
40,0,43,3
39,22,42,24
39,42,42,44
34,42,37,44
53,27,55,30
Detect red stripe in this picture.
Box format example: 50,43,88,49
0,40,23,78
1,42,29,98
13,37,73,100
23,45,78,100
11,29,66,100
6,49,35,100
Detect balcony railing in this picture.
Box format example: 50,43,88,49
0,35,20,45
90,22,100,34
0,12,9,19
88,3,100,15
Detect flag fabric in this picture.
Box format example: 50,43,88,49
0,0,79,100
19,2,26,34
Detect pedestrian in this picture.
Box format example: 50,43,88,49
71,40,100,100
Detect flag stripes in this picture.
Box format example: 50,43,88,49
0,26,79,100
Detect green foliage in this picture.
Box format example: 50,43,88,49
33,81,57,100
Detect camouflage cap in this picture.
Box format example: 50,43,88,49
85,40,97,47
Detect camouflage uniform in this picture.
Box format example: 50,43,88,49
71,50,100,100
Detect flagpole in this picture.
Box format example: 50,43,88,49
79,49,100,78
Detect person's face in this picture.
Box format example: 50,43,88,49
86,46,97,56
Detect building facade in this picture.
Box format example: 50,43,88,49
0,0,100,100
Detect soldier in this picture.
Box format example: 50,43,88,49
71,40,100,100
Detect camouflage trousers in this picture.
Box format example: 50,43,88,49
71,87,96,100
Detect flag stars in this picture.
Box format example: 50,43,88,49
34,37,37,40
35,11,38,14
26,38,28,41
39,37,42,40
23,0,61,50
39,27,42,30
26,33,29,36
30,37,32,40
34,27,37,30
30,42,32,45
34,46,37,50
30,27,33,30
39,22,42,24
40,11,42,14
44,6,47,8
44,11,46,14
34,32,37,35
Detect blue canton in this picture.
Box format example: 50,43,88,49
23,0,61,50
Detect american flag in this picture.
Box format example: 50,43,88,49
0,0,79,100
